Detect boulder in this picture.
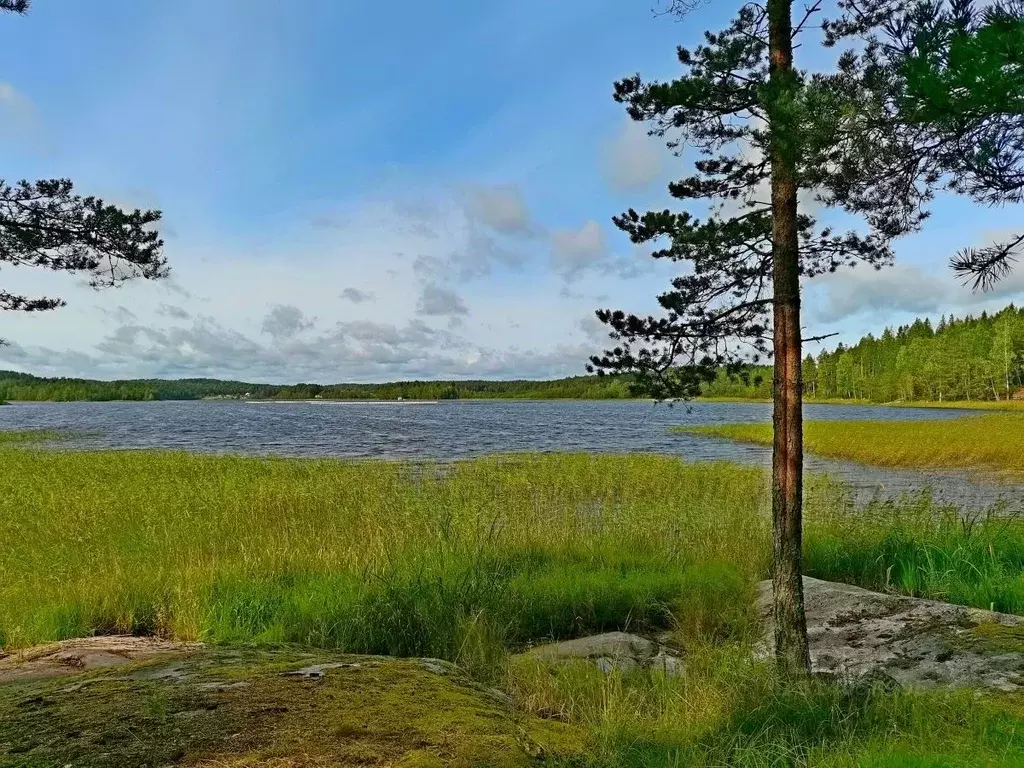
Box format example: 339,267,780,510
523,631,685,676
757,577,1024,690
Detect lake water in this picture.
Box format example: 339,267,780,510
1,399,1020,510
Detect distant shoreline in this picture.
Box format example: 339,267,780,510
3,396,1023,410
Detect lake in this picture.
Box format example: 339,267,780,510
1,399,1019,509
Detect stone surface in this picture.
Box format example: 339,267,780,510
757,577,1024,690
0,636,202,684
523,631,686,677
0,641,582,767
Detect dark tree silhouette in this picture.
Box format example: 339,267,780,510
1,4,167,322
588,0,930,673
824,0,1024,290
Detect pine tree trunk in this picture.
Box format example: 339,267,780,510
767,0,811,676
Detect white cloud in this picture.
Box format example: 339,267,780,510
0,184,616,382
1,311,599,382
156,303,191,320
603,120,665,191
261,305,315,341
340,287,374,304
461,183,536,236
98,305,139,324
550,220,649,281
551,220,609,280
577,313,610,345
807,238,1024,327
809,265,950,323
417,283,469,317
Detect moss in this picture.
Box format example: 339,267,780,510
960,621,1024,655
0,646,584,768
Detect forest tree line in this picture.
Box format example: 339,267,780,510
0,372,636,402
3,304,1023,403
699,305,1024,402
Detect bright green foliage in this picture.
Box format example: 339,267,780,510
518,648,1024,767
805,499,1024,614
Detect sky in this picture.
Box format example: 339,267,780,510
0,0,1021,384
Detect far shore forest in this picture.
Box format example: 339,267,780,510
4,304,1024,404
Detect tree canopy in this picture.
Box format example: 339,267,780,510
823,0,1024,290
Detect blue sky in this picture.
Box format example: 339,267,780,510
1,0,1021,382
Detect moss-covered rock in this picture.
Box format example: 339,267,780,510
0,639,583,767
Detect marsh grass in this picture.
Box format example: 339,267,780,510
697,397,1024,411
0,450,775,667
676,414,1024,473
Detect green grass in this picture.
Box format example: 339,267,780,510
517,649,1024,767
884,399,1024,412
0,449,776,664
676,413,1024,473
4,445,1024,651
5,445,1024,765
805,497,1024,614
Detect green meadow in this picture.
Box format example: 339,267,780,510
677,413,1024,474
4,436,1024,764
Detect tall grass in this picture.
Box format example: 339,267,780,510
5,446,1024,656
0,429,68,444
0,450,775,666
676,414,1024,473
805,496,1024,614
517,648,1024,766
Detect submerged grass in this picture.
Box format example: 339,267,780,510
5,445,1024,764
0,428,69,444
675,413,1024,473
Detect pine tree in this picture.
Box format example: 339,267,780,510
588,0,924,673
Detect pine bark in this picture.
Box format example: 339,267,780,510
767,0,811,675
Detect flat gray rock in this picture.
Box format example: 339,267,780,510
523,631,685,676
0,636,202,684
758,577,1024,690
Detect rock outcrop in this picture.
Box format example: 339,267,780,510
757,577,1024,690
0,639,581,768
